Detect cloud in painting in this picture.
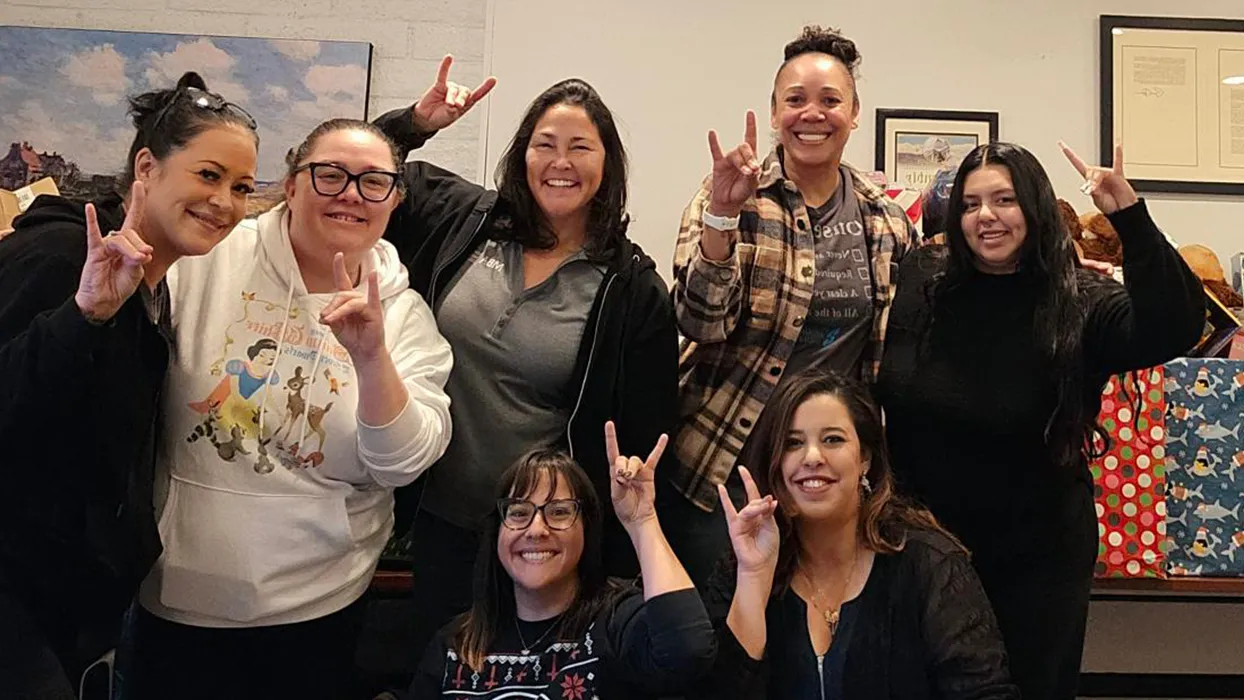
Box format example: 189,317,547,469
270,39,321,62
62,44,130,105
2,100,133,174
143,38,248,100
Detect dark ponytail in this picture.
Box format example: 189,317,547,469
121,71,258,189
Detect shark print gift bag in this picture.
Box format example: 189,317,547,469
1090,368,1170,578
1162,358,1244,576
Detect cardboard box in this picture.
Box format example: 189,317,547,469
0,177,60,230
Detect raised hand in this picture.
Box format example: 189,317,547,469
719,466,779,577
75,180,152,323
606,421,666,529
707,110,762,219
320,252,386,364
1061,142,1138,216
412,55,498,133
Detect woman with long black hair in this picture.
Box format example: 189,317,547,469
876,142,1204,700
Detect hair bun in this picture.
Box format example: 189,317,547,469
785,25,861,72
126,71,211,129
175,71,209,92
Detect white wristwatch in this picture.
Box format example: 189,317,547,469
703,209,740,231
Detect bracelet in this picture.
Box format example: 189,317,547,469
703,210,740,231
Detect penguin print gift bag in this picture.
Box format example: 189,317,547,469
1163,358,1244,576
1090,368,1169,579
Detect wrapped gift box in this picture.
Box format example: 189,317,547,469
1162,358,1244,576
1091,368,1169,578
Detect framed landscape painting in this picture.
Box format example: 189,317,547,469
0,26,372,216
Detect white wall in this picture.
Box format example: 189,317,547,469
485,0,1244,281
0,0,490,181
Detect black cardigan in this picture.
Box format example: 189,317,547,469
694,529,1020,700
375,107,680,577
0,194,165,671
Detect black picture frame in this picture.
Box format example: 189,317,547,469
1100,14,1244,195
873,108,999,189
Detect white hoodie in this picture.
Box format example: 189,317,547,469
139,204,452,628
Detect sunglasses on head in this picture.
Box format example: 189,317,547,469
153,86,258,131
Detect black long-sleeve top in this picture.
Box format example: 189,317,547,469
876,200,1205,571
408,588,716,699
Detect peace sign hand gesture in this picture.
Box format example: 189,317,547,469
75,180,152,323
320,252,386,364
1061,142,1139,215
707,110,762,218
412,55,498,134
606,421,667,530
719,466,780,577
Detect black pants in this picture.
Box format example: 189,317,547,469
956,485,1098,700
128,598,366,700
0,587,76,700
407,508,482,660
655,471,743,588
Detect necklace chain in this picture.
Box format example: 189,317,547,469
797,550,860,638
515,613,564,655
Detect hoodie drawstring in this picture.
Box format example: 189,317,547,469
256,269,298,441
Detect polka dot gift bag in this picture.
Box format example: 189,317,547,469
1090,367,1169,579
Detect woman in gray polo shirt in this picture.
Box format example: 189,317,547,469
374,56,679,660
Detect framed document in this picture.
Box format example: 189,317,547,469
874,109,998,191
1101,15,1244,194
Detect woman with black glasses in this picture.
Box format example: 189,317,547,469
406,423,715,699
128,118,453,700
0,71,257,696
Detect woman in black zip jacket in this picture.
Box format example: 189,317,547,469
0,72,258,695
374,57,679,659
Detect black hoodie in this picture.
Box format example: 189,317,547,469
0,193,165,672
375,107,680,577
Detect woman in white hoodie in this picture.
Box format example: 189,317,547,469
129,119,453,700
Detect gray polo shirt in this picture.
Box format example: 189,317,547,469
425,238,605,527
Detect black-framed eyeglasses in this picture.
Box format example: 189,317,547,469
498,498,582,531
153,86,258,132
292,162,400,202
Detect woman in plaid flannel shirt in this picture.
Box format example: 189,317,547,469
663,26,917,585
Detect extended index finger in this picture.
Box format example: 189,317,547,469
468,76,497,106
739,465,762,502
744,110,757,153
332,252,353,292
84,203,103,249
708,129,724,162
644,433,669,471
122,180,146,233
604,420,621,466
1058,140,1090,178
435,55,454,88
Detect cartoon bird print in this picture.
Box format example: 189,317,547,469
1189,366,1221,399
1169,563,1205,576
1191,526,1220,559
1168,402,1206,423
1226,370,1244,402
1168,483,1205,502
1223,531,1244,562
1189,446,1221,478
323,367,350,396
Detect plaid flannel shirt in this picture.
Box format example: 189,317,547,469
671,151,917,510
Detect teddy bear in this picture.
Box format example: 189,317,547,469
1076,211,1125,268
1179,244,1244,309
